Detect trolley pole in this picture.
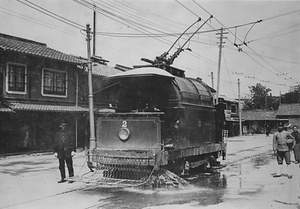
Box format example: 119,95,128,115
86,24,96,150
238,79,242,135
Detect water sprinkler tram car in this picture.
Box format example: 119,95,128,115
87,66,226,181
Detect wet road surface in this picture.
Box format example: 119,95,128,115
78,152,275,209
1,135,300,209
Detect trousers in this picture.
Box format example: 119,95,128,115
277,150,291,165
58,157,74,179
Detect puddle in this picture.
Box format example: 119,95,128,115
252,155,271,168
81,170,228,209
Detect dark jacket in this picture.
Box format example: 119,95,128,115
53,129,75,159
291,131,300,144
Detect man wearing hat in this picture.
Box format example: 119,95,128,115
273,122,295,178
53,121,76,183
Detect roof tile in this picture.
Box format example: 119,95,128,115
242,110,277,121
0,33,81,64
277,103,300,116
9,102,88,113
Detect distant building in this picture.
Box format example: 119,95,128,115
276,103,300,128
241,110,284,134
218,96,241,137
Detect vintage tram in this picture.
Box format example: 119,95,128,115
87,65,226,182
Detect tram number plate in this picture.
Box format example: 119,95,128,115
122,121,127,128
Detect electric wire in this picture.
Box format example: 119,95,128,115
74,0,173,46
175,1,293,88
222,51,237,98
96,0,178,36
117,0,187,29
263,8,300,21
247,25,300,44
191,0,298,85
12,0,297,88
16,0,84,30
175,0,199,18
93,21,265,38
0,7,82,38
93,0,218,49
103,0,186,34
91,0,175,45
23,0,84,28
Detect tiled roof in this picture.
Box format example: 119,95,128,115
0,103,14,112
7,102,88,113
242,110,277,121
277,103,300,116
0,33,81,64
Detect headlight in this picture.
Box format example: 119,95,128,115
118,128,130,141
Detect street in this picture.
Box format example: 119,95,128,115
1,134,300,209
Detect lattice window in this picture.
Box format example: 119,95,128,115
6,63,27,94
42,68,67,97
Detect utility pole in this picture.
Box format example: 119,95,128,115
238,79,242,136
215,28,228,104
279,90,281,105
86,24,96,150
93,5,96,56
211,72,214,89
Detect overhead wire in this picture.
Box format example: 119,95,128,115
0,6,82,37
175,0,199,17
109,0,186,33
174,0,294,88
262,8,300,21
93,0,297,88
117,0,187,30
247,25,300,44
93,0,177,46
93,0,216,50
22,0,84,28
16,0,84,30
14,0,297,89
222,51,237,98
74,0,173,46
96,0,178,36
191,0,298,85
80,0,222,59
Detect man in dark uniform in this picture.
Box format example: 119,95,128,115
53,121,76,183
291,125,300,164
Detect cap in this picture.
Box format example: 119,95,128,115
59,120,67,127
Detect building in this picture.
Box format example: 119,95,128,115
241,110,282,134
0,33,121,154
276,103,300,128
218,96,241,137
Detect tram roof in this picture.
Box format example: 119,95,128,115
106,67,175,79
104,66,214,106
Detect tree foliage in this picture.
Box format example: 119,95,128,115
281,84,300,103
243,83,279,110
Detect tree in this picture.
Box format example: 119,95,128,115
281,84,300,103
243,83,279,110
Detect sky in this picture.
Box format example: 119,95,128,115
1,0,300,99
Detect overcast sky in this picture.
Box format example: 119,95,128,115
1,0,300,98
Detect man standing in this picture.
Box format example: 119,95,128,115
53,121,76,183
273,123,295,179
265,123,271,137
291,125,300,164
